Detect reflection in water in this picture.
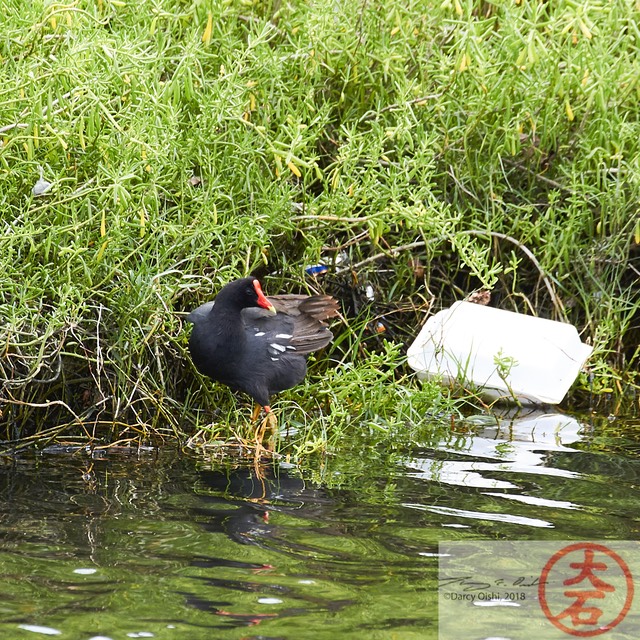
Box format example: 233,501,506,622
0,409,639,638
401,409,640,542
405,410,585,527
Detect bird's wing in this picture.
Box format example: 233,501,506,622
268,294,338,355
240,309,307,397
269,294,339,322
241,294,338,356
241,308,299,358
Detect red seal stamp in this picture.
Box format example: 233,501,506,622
538,542,634,636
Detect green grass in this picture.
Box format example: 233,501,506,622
1,0,638,451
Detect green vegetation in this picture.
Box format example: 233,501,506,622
1,0,638,451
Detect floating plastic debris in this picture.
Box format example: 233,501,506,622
407,301,593,405
32,176,52,196
305,250,348,276
374,321,386,334
364,284,375,301
305,263,329,276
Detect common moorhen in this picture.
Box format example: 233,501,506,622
186,277,339,447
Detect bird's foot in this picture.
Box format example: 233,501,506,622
255,406,277,453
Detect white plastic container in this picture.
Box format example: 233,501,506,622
407,301,593,405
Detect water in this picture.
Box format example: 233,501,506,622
0,408,639,639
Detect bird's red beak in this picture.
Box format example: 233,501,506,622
253,279,277,315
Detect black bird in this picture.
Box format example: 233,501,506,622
186,277,339,447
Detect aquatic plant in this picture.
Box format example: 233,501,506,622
1,0,638,449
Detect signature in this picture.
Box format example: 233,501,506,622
438,575,540,592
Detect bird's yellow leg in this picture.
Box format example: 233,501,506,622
251,403,262,422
